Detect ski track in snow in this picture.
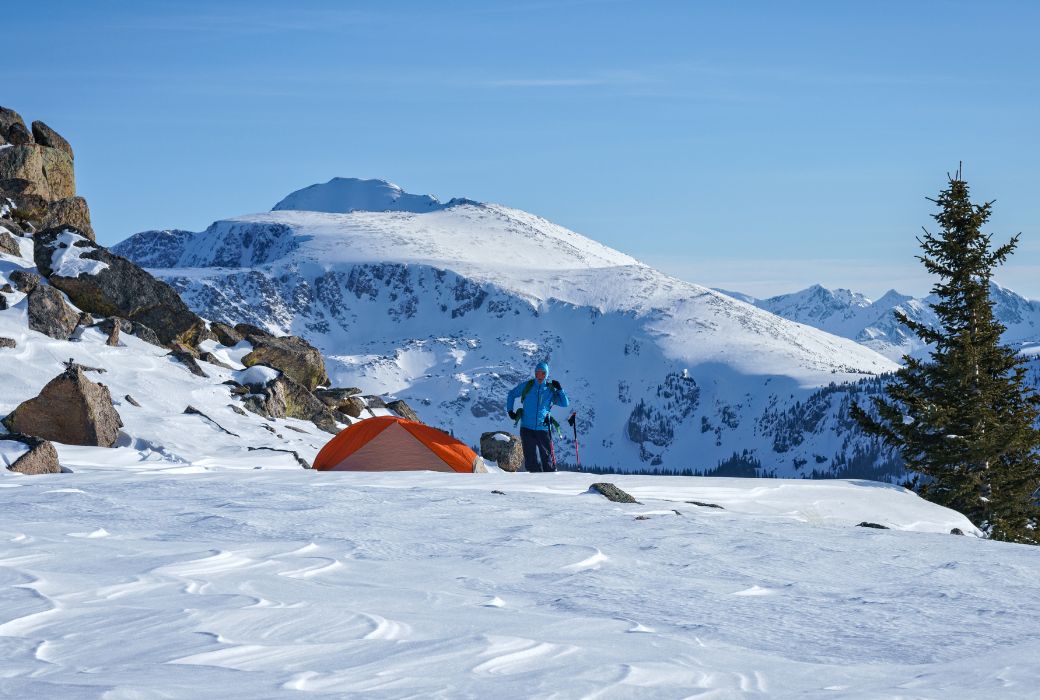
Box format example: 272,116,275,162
0,469,1038,698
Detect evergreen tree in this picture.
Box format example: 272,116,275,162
852,168,1040,543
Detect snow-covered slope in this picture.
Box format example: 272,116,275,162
272,177,474,214
115,181,902,478
8,464,1039,698
727,283,1040,362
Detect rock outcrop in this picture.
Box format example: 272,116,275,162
480,431,523,472
589,483,640,504
0,228,20,256
33,227,205,346
211,322,243,346
241,375,339,433
241,334,329,391
41,196,93,241
31,121,74,159
387,399,420,422
9,270,40,293
4,436,62,475
3,366,123,447
27,284,80,340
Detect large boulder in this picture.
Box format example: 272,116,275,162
27,284,80,340
41,197,93,241
242,375,338,433
5,123,32,146
211,322,243,347
0,146,49,199
33,228,205,346
480,431,523,472
242,334,329,391
4,436,61,475
387,399,420,422
39,146,75,201
2,366,123,447
9,270,40,292
0,227,20,257
31,121,73,159
0,107,27,141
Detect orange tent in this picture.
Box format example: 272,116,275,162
313,416,487,473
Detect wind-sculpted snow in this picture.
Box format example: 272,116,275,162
3,467,1039,698
117,198,901,476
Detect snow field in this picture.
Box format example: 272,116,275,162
0,469,1037,698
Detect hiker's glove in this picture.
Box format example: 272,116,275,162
508,410,518,421
550,380,562,391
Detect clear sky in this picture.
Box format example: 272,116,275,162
7,0,1040,299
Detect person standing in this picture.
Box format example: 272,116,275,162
505,361,569,472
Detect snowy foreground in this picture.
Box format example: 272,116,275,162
3,466,1039,699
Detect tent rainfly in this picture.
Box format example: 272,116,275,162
313,416,487,473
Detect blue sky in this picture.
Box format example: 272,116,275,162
8,0,1040,298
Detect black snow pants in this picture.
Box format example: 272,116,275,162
520,427,554,472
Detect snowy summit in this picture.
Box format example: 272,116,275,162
272,177,474,215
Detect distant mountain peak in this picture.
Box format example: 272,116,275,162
272,177,478,214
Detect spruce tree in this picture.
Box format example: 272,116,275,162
852,168,1040,543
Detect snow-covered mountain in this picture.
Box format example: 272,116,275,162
726,283,1040,362
116,178,903,479
272,177,476,214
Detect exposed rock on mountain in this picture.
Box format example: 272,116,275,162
42,196,94,241
387,399,420,422
31,120,74,159
34,227,205,346
242,334,329,391
4,435,62,475
3,366,123,447
0,228,20,257
26,284,80,340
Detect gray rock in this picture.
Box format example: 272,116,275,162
131,322,163,347
387,399,420,422
0,337,15,349
33,228,205,346
363,395,388,410
105,321,120,346
313,387,362,409
589,482,641,504
856,522,889,529
0,228,20,256
10,270,40,292
242,375,339,434
124,394,141,407
2,366,123,447
336,395,366,418
211,322,243,347
0,295,6,311
42,197,93,241
27,285,79,340
200,351,235,370
78,312,95,326
242,334,329,391
480,431,523,472
169,349,209,377
30,121,73,159
234,323,273,341
0,107,27,141
6,122,32,146
1,284,13,293
686,500,725,509
5,436,61,475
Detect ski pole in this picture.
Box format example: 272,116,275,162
568,411,580,468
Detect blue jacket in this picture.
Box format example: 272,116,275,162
506,378,569,431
